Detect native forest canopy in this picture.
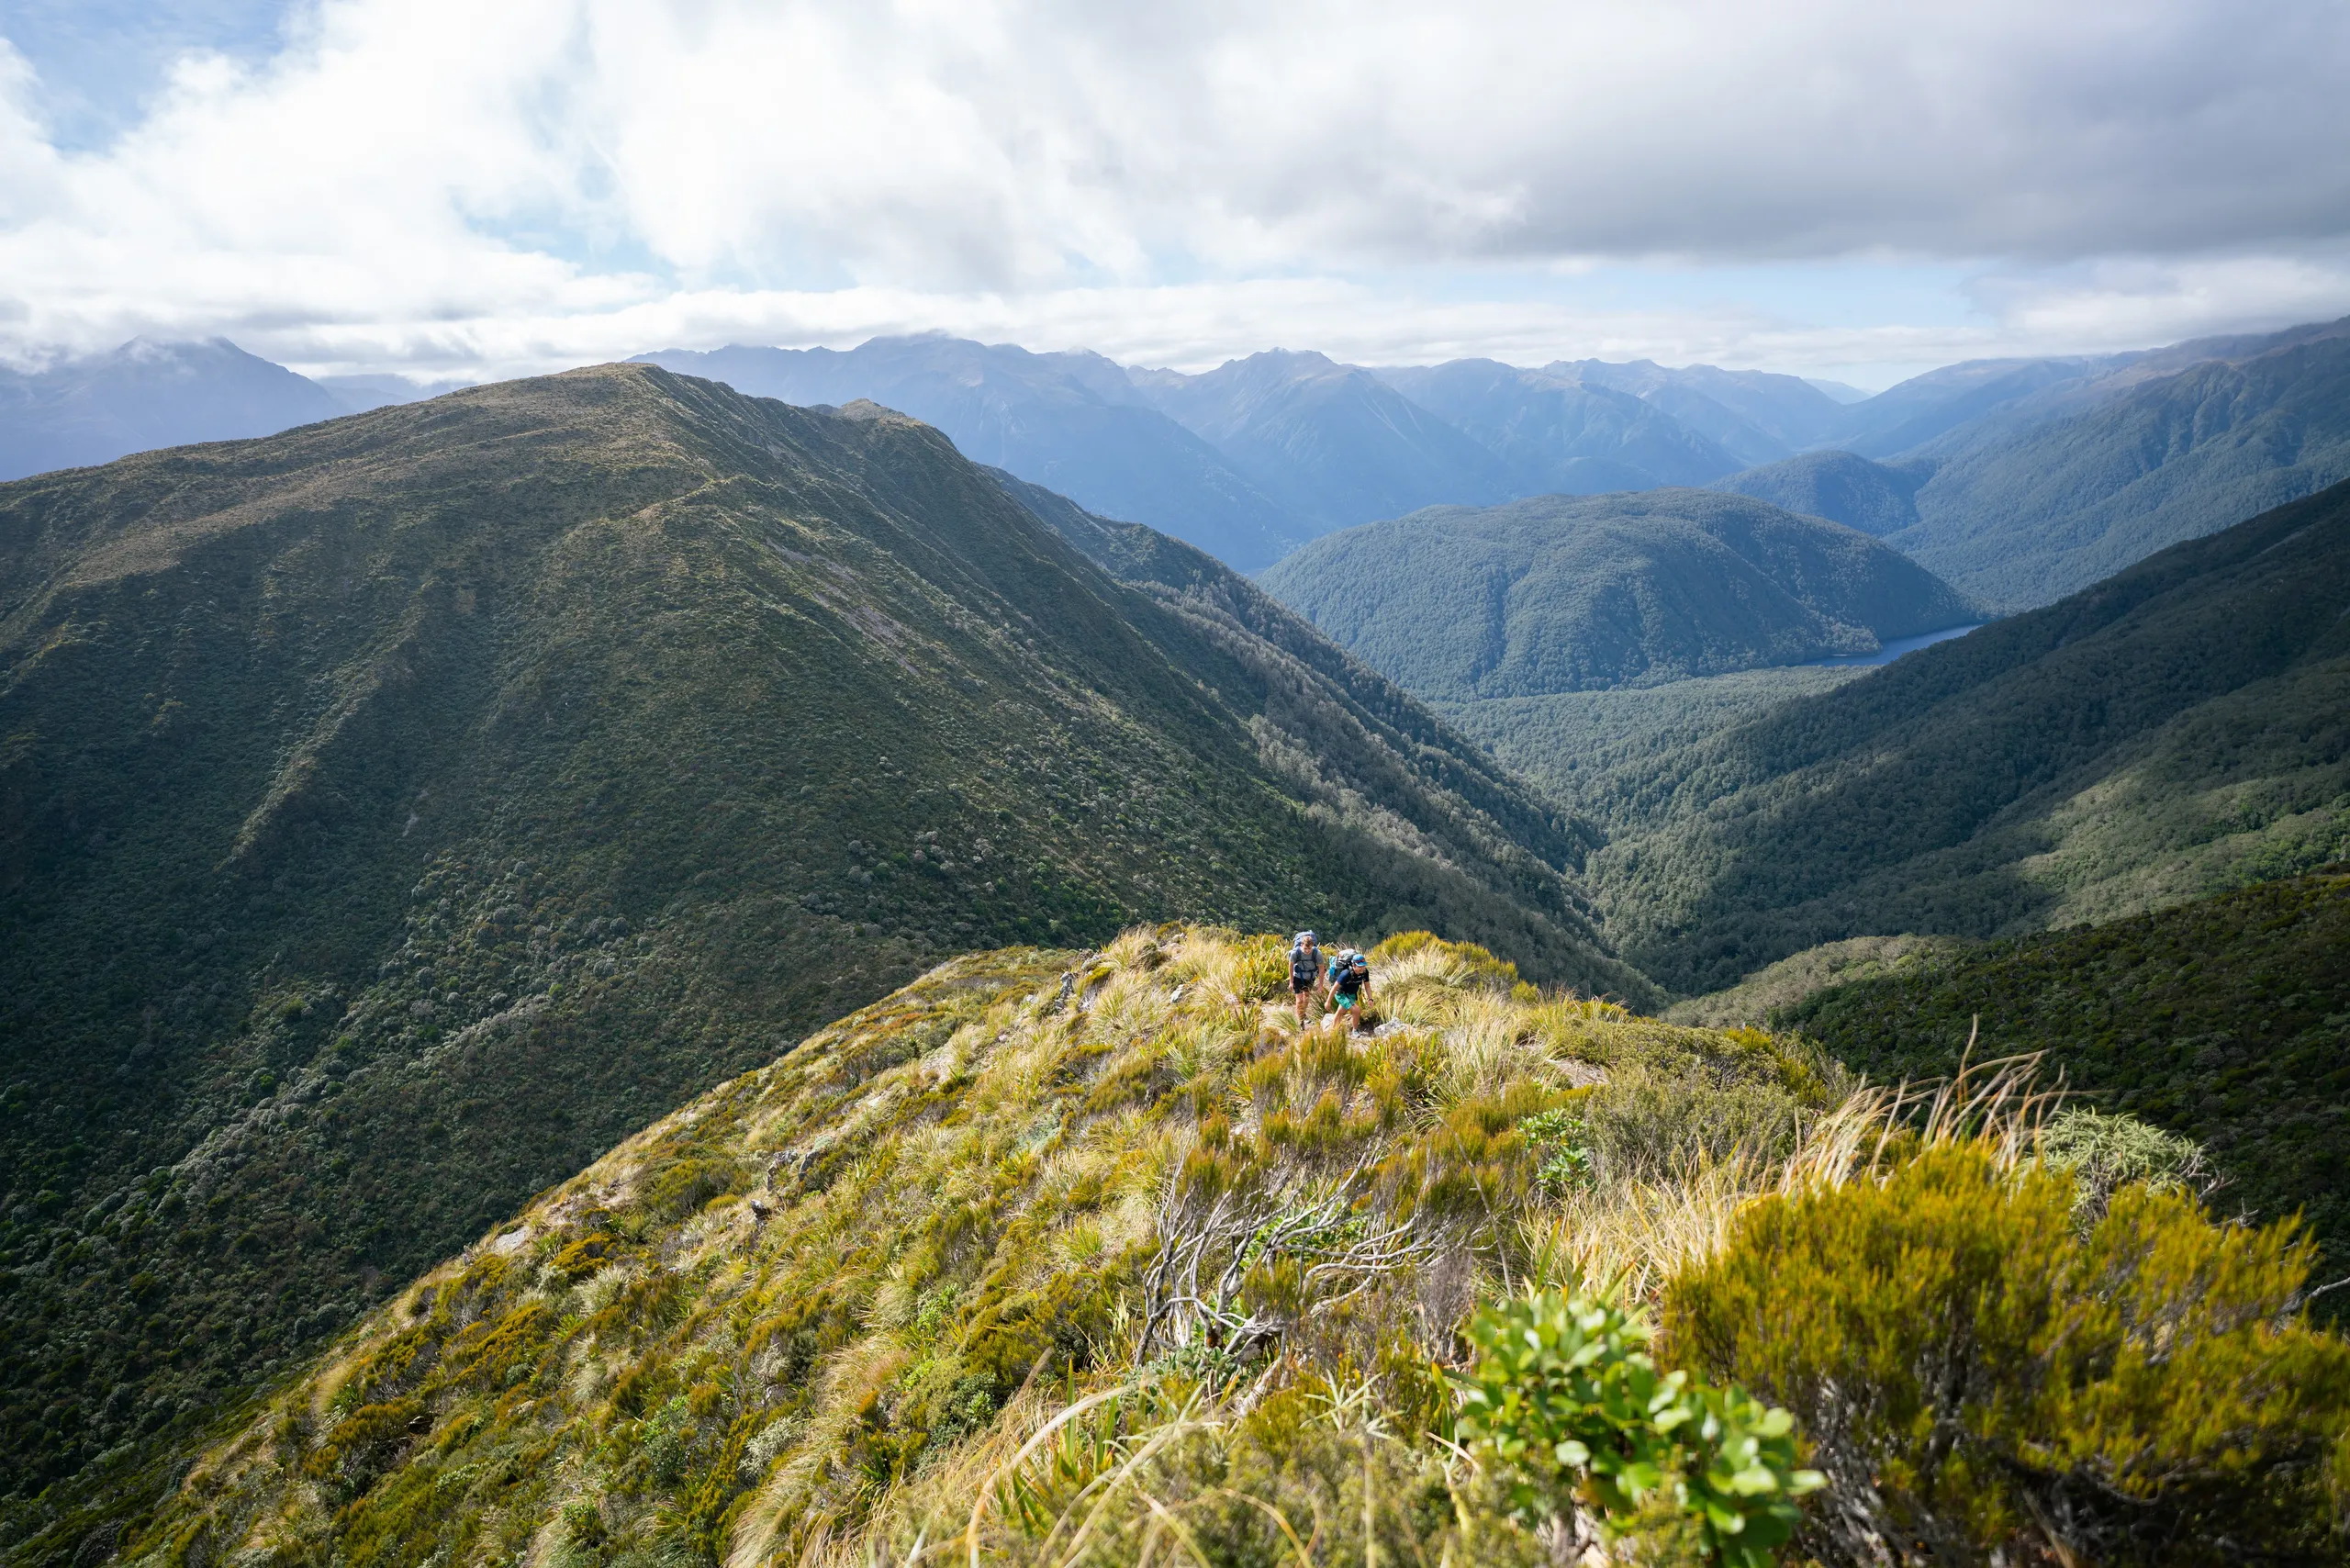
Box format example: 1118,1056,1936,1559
1,324,2347,1568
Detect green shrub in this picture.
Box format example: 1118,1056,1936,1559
2037,1105,2213,1221
1516,1109,1595,1193
1666,1143,2350,1565
1450,1290,1819,1566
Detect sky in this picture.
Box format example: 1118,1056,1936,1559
2,0,2348,389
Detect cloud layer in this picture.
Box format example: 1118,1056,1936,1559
4,0,2348,379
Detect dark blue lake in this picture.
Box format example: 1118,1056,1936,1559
1814,622,1985,667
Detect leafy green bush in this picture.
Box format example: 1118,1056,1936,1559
1516,1110,1595,1193
1450,1290,1820,1566
1666,1143,2350,1565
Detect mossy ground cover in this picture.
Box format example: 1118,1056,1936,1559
84,927,2350,1567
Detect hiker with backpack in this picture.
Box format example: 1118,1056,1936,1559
1287,930,1326,1025
1326,946,1371,1033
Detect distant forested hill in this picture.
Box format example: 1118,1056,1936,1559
1709,449,1926,536
1785,870,2350,1275
0,364,1636,1504
1259,489,1975,699
1893,329,2350,610
1577,479,2350,992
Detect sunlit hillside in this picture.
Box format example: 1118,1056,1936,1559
95,929,2350,1568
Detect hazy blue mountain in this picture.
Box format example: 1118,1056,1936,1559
1828,318,2350,463
1376,359,1741,492
1805,377,1874,404
1259,489,1976,700
1710,449,1927,536
312,374,475,413
1830,355,2128,459
1131,349,1522,534
0,338,345,480
1893,328,2350,609
632,337,1304,569
1546,359,1852,465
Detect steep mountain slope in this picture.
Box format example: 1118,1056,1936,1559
0,339,346,481
1134,350,1519,533
1377,359,1741,492
1783,870,2350,1273
1895,329,2350,609
1831,353,2132,459
65,927,1844,1568
1577,480,2350,991
1259,490,1975,699
1709,449,1926,536
0,365,1640,1506
632,338,1302,569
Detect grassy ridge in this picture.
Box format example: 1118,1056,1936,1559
71,928,2350,1568
1784,870,2350,1271
79,928,1839,1567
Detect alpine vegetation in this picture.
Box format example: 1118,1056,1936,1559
103,929,2350,1568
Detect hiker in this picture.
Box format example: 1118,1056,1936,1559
1287,930,1326,1024
1326,946,1371,1033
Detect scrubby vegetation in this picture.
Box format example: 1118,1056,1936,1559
54,927,2350,1568
1785,869,2350,1278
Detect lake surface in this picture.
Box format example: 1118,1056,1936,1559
1814,622,1985,667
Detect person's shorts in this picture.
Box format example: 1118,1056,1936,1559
1291,975,1317,993
1333,990,1360,1010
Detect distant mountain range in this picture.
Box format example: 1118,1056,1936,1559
1258,489,1976,697
629,340,1306,569
8,318,2350,598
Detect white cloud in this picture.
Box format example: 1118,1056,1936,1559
2,0,2348,379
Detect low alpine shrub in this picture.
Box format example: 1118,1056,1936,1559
1450,1290,1820,1566
1665,1142,2350,1566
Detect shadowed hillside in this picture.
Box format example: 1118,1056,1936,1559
0,365,1641,1514
1577,480,2350,991
1782,870,2350,1275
